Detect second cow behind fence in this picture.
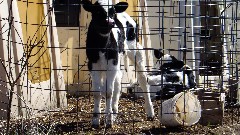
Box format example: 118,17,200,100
149,49,197,99
82,0,154,128
128,50,197,100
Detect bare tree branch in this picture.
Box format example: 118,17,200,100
0,1,56,133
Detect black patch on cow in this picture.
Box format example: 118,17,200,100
117,31,125,54
84,1,128,71
88,61,93,71
84,1,116,34
86,24,120,70
188,72,196,88
112,59,118,65
151,50,197,99
104,32,119,61
164,73,180,83
183,67,196,88
115,18,125,53
126,21,136,41
170,56,179,63
159,61,184,71
156,84,185,100
86,20,125,71
154,49,164,59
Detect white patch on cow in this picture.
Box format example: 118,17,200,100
182,64,191,69
175,71,189,87
148,75,166,86
125,39,154,118
98,0,113,13
91,52,122,127
112,25,120,44
146,52,197,99
117,12,137,36
154,54,173,70
160,54,173,62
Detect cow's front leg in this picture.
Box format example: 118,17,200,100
91,70,102,128
104,64,118,128
127,42,155,119
112,70,122,121
137,71,155,119
135,50,154,119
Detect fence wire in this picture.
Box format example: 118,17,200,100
0,0,240,134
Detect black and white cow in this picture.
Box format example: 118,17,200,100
148,49,196,99
82,0,154,128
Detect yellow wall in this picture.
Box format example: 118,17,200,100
120,0,139,20
58,27,89,89
17,0,51,83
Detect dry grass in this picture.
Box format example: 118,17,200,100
1,95,240,134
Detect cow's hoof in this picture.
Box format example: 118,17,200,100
106,123,112,129
91,124,100,129
147,116,154,121
112,114,118,122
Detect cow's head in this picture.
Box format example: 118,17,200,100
182,65,197,88
82,0,128,33
153,49,185,70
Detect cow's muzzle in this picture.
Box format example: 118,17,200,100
106,18,115,27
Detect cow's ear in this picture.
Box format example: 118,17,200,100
170,56,185,68
170,56,178,62
82,0,93,12
154,49,164,59
175,61,185,69
114,2,128,13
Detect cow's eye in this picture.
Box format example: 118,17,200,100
109,8,115,16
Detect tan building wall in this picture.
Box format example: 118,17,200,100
58,27,90,95
147,1,196,65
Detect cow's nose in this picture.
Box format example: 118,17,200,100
106,18,115,26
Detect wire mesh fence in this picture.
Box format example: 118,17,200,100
0,0,240,134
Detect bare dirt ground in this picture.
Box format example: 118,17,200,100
3,95,240,134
